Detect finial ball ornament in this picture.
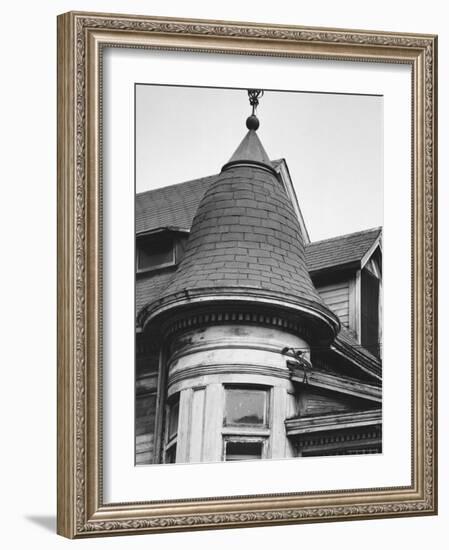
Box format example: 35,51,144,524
246,114,260,130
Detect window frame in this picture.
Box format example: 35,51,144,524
222,436,268,462
223,385,270,429
136,233,176,274
221,385,272,462
162,392,180,464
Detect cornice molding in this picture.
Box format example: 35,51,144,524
141,288,340,345
285,409,382,436
168,363,291,388
289,366,382,402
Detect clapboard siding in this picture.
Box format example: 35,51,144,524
136,343,160,464
298,389,353,416
316,280,350,327
298,388,368,417
135,391,157,464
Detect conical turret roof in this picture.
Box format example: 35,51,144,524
142,125,339,344
225,129,271,167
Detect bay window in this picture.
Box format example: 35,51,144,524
222,386,270,461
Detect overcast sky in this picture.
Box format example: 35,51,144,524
136,84,383,242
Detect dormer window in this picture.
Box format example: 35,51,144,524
136,233,175,272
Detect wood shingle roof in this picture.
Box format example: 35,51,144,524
140,131,340,344
305,227,382,274
136,178,381,274
135,167,382,377
158,163,327,306
136,175,215,234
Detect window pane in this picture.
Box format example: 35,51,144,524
224,389,267,426
225,441,262,461
137,236,174,270
168,398,179,440
165,444,177,463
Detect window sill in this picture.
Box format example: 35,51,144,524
136,262,177,276
222,427,270,436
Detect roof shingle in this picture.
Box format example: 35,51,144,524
136,269,175,315
305,227,382,274
136,178,381,274
136,175,216,234
159,164,325,306
140,131,340,343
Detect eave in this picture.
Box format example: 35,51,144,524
136,226,190,238
331,338,382,381
285,408,382,436
288,364,381,403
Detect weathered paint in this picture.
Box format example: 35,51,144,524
165,323,308,463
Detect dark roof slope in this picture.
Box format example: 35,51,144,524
136,179,381,274
333,325,382,380
141,129,340,343
158,163,326,305
136,269,175,316
136,175,216,234
226,129,271,166
135,159,285,236
305,227,382,274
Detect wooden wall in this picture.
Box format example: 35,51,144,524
316,279,350,328
135,339,160,465
297,387,369,417
135,390,157,464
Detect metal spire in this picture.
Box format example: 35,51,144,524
246,89,264,130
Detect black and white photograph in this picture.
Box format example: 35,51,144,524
51,8,438,540
134,84,383,465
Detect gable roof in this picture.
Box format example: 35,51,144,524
305,227,382,274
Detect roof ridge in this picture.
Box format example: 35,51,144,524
307,226,382,247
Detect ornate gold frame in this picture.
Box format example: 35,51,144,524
57,11,438,538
